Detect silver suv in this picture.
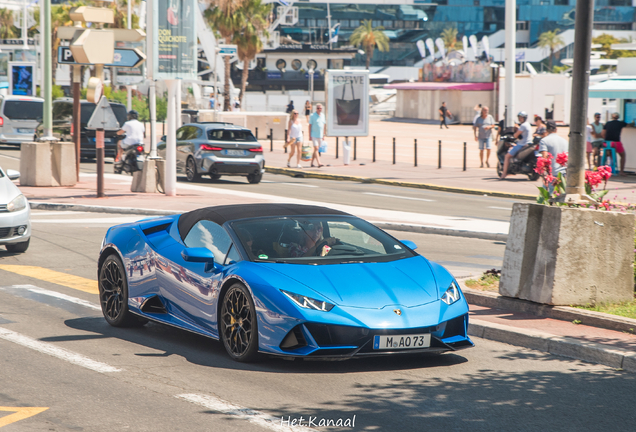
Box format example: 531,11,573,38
158,122,265,184
0,96,44,146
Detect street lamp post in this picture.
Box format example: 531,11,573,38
41,0,53,140
504,0,515,128
564,0,595,203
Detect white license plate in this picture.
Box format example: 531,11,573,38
373,333,431,350
17,128,34,134
223,149,245,156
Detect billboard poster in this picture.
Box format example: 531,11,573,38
421,61,493,83
325,70,369,137
8,62,35,96
152,0,197,80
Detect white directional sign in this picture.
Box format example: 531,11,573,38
86,96,121,131
218,44,237,56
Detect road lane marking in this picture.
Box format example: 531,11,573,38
262,180,318,188
0,327,121,373
176,394,313,432
3,285,101,310
0,265,98,295
362,192,434,202
487,206,512,211
0,407,49,428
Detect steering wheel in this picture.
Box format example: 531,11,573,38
314,238,341,256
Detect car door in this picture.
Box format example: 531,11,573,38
158,126,185,169
160,220,236,333
177,126,200,171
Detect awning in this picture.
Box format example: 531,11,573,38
384,82,495,91
589,79,636,99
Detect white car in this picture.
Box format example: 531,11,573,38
0,167,30,252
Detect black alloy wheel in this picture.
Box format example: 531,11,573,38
210,173,222,181
220,283,259,362
186,157,200,182
98,254,147,327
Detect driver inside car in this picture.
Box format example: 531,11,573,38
290,221,339,257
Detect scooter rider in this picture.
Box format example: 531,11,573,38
116,110,145,162
500,111,532,180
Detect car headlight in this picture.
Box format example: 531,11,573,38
441,280,461,305
7,194,27,212
281,290,335,312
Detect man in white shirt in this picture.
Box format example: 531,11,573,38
500,111,532,180
116,110,145,161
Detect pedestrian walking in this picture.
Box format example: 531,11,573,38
439,102,452,129
602,112,634,175
285,110,303,168
473,106,495,168
304,100,312,123
308,104,326,167
539,120,568,185
286,100,295,114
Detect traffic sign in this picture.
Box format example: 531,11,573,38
58,46,146,68
218,44,238,56
86,96,121,131
69,6,114,24
70,29,114,64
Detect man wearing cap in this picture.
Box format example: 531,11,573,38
500,111,532,180
589,113,604,167
602,112,635,175
539,120,568,180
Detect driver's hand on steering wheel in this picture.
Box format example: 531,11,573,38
324,237,338,246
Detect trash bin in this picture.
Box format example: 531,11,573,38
343,139,351,165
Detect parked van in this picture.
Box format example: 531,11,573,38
0,96,44,146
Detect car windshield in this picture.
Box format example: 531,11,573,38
208,129,257,142
3,100,43,120
231,216,416,265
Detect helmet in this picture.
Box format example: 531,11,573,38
128,110,139,119
517,111,528,119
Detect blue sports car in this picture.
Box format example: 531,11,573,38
98,204,473,362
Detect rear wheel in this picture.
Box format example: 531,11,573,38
6,239,29,253
209,173,222,181
220,283,259,362
98,254,147,327
247,173,262,184
185,157,200,182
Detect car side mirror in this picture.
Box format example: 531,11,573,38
161,135,166,142
6,169,20,181
181,247,216,272
400,240,417,251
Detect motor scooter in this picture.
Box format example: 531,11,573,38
496,127,540,181
114,140,145,174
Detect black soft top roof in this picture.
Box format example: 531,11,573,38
178,203,351,240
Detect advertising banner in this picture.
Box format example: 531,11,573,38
421,61,492,83
325,70,369,137
151,0,197,80
8,62,35,96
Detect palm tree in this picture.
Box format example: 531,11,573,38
350,20,389,69
0,8,18,39
234,0,270,106
440,27,460,51
51,3,76,85
109,0,139,30
538,29,565,72
205,0,243,111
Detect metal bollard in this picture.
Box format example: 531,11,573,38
392,138,396,164
336,137,339,159
463,142,467,171
414,139,417,167
438,140,442,169
373,136,376,162
255,127,258,139
270,128,273,152
285,129,288,154
353,137,357,161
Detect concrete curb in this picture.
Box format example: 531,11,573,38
463,286,636,334
265,166,537,201
29,202,507,241
470,318,635,373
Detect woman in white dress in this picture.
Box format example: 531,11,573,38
286,110,303,168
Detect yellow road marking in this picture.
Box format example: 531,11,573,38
0,407,49,428
0,265,98,295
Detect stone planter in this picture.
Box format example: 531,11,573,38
500,203,634,306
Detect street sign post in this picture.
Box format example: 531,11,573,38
58,47,146,68
86,96,121,198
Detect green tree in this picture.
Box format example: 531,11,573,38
0,8,18,39
593,33,636,60
234,0,270,106
538,29,565,72
205,0,243,111
350,20,389,69
440,27,461,51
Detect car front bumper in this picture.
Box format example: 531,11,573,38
0,206,31,245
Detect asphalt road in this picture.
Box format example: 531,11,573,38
1,213,636,431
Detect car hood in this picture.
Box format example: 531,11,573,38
0,176,20,204
260,256,439,309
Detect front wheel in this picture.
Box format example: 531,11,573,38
247,173,262,184
528,171,540,181
6,239,29,253
98,254,147,327
185,157,200,182
220,283,259,362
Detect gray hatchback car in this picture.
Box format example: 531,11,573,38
158,122,265,184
